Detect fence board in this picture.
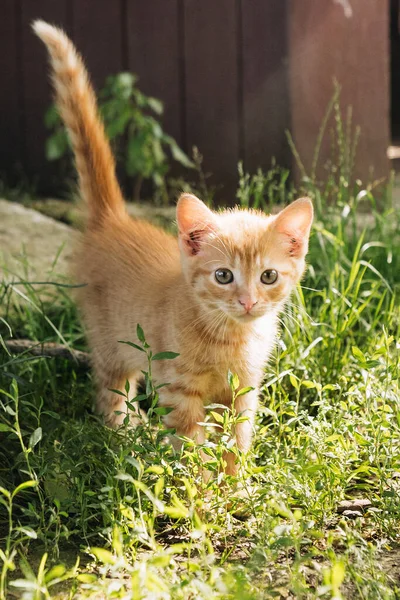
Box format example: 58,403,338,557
72,0,123,90
21,0,69,188
0,0,21,176
184,0,240,201
241,0,290,174
127,0,182,146
0,1,391,197
288,0,389,182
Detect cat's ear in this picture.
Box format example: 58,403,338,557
177,193,218,256
274,198,313,258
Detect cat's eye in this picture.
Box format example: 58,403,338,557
261,269,278,285
215,269,234,284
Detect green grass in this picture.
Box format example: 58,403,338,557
1,164,400,599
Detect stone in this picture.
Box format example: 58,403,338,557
341,509,363,519
0,199,75,281
337,498,372,514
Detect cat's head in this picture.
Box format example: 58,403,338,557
176,194,313,323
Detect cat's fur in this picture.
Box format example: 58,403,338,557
33,20,313,475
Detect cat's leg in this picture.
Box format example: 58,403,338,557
222,390,258,476
162,390,212,481
161,387,205,449
95,369,140,428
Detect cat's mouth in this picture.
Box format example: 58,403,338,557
234,311,263,322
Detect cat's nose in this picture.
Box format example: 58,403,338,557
238,297,258,313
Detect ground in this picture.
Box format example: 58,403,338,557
0,174,399,599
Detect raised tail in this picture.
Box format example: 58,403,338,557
33,20,125,227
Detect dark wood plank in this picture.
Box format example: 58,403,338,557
0,1,21,177
288,0,389,183
241,0,290,173
127,0,182,145
72,0,123,90
20,0,68,191
184,0,240,201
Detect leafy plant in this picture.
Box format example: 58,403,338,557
236,160,295,210
2,89,400,598
45,72,193,202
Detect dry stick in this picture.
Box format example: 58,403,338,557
4,339,90,369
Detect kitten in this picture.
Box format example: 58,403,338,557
33,21,313,476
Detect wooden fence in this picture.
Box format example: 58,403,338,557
0,0,390,201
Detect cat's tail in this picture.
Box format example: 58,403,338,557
32,20,125,228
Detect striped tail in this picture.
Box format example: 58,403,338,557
33,20,125,227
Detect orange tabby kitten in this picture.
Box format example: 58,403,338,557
33,21,313,476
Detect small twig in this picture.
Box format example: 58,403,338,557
4,339,90,368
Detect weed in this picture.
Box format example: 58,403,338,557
45,72,194,203
1,94,400,596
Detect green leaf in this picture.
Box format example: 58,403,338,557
46,130,69,161
118,340,145,352
90,547,116,565
207,403,229,411
115,473,135,483
210,411,224,424
45,564,66,583
0,423,12,432
105,109,132,138
164,506,189,519
127,134,149,177
29,427,42,449
11,480,38,499
150,554,171,568
152,351,180,361
146,465,164,475
108,389,126,397
352,346,366,362
15,526,37,540
133,394,148,402
44,104,60,129
325,434,341,442
9,580,37,590
169,139,195,168
77,573,97,583
153,406,172,416
235,386,254,398
125,456,144,476
115,72,135,95
301,380,318,389
154,477,164,497
331,560,346,591
228,371,239,391
289,374,299,389
147,97,164,115
136,324,146,344
0,486,11,499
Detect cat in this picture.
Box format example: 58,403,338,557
33,20,313,476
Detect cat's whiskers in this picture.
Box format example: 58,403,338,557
276,315,295,341
199,240,223,253
203,259,223,266
281,309,304,332
282,300,313,330
190,310,228,365
202,312,231,363
179,306,222,338
209,232,232,262
200,240,229,262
